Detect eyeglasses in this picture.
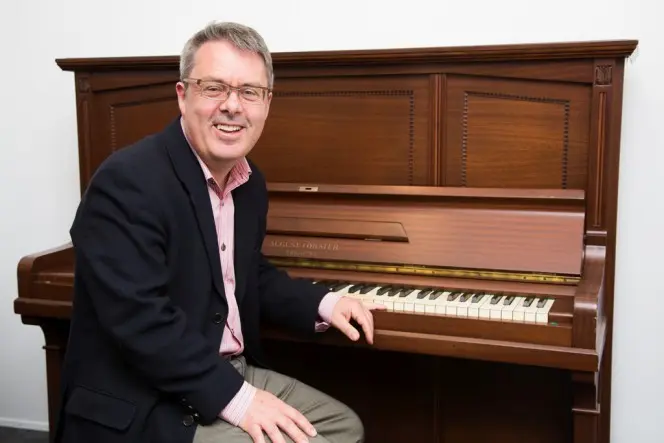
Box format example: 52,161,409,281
182,78,271,104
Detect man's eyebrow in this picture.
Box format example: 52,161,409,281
242,81,269,88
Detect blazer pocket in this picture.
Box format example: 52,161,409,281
65,385,137,431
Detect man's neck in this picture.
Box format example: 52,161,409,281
209,161,236,188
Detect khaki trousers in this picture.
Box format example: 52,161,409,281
193,357,364,443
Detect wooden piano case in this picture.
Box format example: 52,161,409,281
15,39,637,443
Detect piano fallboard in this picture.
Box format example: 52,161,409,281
264,184,587,277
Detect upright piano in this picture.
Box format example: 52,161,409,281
15,39,637,443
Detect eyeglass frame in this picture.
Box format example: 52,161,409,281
181,78,272,104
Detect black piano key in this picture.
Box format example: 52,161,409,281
417,288,433,299
490,294,502,305
348,284,364,293
522,297,535,307
358,285,374,294
471,293,485,303
429,290,444,300
447,292,461,301
537,297,550,308
459,293,472,302
331,282,349,291
376,286,392,295
315,280,338,291
400,288,415,297
502,295,516,305
387,287,402,297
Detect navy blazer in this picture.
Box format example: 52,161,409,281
57,118,328,443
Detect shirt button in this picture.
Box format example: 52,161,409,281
182,414,194,426
221,243,226,251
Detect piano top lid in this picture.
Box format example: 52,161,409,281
55,39,638,72
263,183,586,280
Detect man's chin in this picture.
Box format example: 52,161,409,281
209,145,248,163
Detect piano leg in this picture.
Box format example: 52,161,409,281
36,319,69,442
572,371,600,443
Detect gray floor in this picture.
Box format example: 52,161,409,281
0,427,49,443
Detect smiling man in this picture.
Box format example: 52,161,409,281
58,21,383,443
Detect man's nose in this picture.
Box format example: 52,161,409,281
219,90,242,114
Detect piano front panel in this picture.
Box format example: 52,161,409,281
264,187,586,276
261,336,572,443
249,75,432,186
80,77,181,187
443,75,592,189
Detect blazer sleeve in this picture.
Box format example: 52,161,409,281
69,157,244,424
252,172,329,335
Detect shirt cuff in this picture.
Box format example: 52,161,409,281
315,292,343,332
219,381,256,426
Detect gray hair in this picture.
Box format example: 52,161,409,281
179,21,274,89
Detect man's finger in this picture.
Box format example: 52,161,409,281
353,306,375,344
247,425,267,443
338,317,360,341
276,416,310,443
264,423,288,443
362,302,388,311
283,404,317,437
360,305,374,340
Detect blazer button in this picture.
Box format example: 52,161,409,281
183,414,194,426
212,313,223,324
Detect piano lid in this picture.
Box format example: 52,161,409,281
263,183,586,283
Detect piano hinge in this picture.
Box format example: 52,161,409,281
268,258,580,284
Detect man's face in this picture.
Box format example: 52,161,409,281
176,40,272,173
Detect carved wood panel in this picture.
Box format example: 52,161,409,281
249,76,432,185
83,81,180,183
443,76,592,189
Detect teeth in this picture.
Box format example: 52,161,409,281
215,124,242,132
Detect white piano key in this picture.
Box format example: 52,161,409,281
535,298,555,324
524,298,541,322
488,295,508,320
424,290,448,315
511,297,533,322
415,289,449,315
479,294,505,319
455,292,479,317
500,295,523,321
467,293,492,318
396,288,420,313
444,292,463,316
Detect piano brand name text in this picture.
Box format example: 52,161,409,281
269,240,340,251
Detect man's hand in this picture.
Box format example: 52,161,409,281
239,389,317,443
330,297,386,344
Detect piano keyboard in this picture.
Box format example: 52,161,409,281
310,280,555,324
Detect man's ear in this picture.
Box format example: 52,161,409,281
265,91,273,114
176,82,187,115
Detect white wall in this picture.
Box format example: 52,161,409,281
0,0,661,441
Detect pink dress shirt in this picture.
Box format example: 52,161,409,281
186,135,341,425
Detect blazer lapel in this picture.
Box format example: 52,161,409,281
232,182,255,306
163,118,225,302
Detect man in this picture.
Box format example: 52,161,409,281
57,21,384,443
